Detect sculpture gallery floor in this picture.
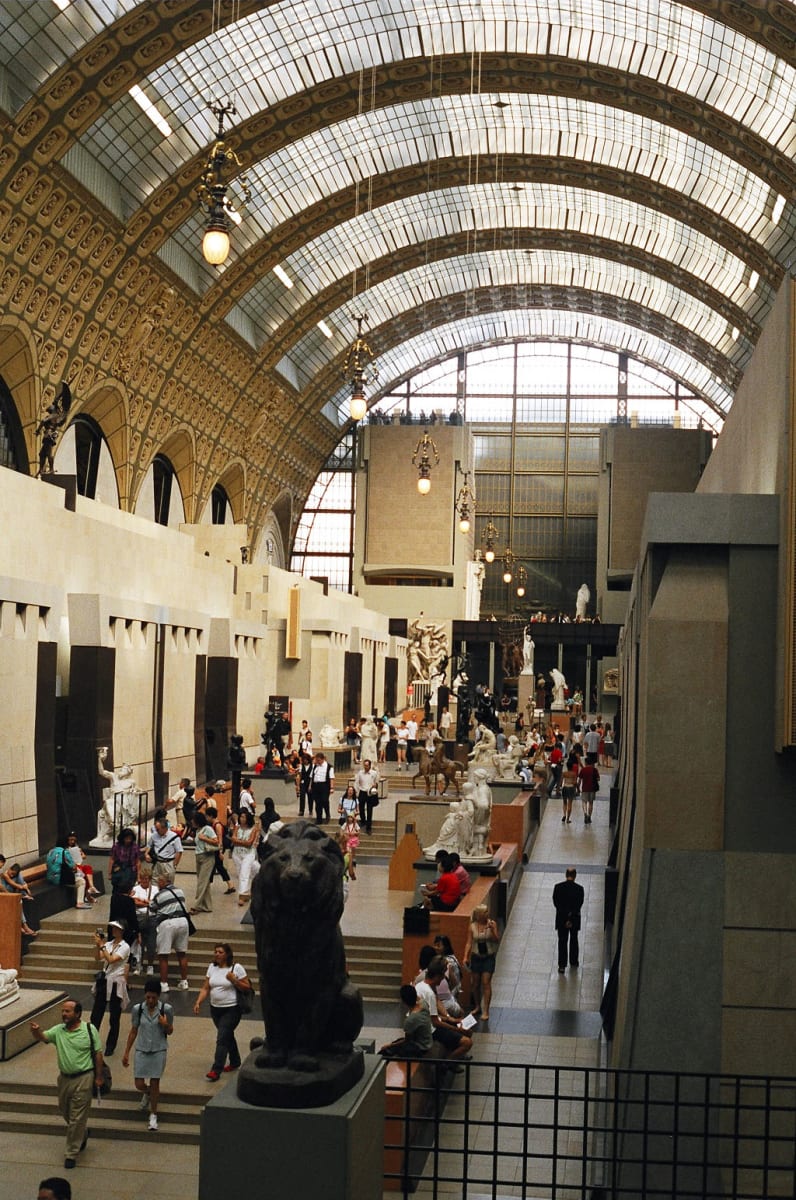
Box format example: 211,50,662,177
0,761,613,1199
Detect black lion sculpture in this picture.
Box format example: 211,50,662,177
239,820,364,1107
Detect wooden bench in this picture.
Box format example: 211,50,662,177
383,1045,450,1191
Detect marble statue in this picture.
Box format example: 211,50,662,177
549,668,568,711
358,716,378,763
319,723,344,747
494,734,525,779
0,964,20,1010
471,768,493,856
521,626,535,676
407,614,448,682
576,582,590,620
242,821,364,1107
424,771,492,862
92,748,140,846
423,800,472,858
468,723,496,770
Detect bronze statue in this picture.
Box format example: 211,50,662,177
411,743,464,796
35,381,71,476
239,821,364,1107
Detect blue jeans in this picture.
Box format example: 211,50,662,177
210,1004,242,1071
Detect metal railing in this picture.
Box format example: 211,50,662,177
383,1060,796,1198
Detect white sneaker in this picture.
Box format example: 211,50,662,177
139,1091,149,1111
177,979,189,990
148,1114,158,1132
160,983,169,993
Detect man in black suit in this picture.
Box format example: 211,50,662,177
553,867,585,974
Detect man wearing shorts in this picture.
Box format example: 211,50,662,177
415,957,473,1065
150,876,190,993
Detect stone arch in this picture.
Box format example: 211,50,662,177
215,461,247,526
252,505,287,568
71,379,130,509
133,426,196,523
0,319,40,471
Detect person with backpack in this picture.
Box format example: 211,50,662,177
121,978,173,1132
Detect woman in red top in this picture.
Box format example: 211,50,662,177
421,854,462,912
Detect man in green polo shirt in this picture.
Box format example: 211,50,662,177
31,998,105,1169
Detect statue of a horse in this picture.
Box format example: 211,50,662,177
412,744,464,796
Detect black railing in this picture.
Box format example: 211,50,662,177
383,1060,796,1198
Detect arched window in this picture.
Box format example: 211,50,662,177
152,455,174,526
73,416,103,499
0,375,28,473
211,484,230,524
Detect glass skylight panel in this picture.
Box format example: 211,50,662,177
0,1,138,107
231,180,754,346
65,0,796,224
321,309,734,413
283,249,738,391
159,89,784,306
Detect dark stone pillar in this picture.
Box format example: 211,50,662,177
34,641,58,850
204,656,237,780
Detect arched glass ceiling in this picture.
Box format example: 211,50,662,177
66,0,796,210
278,249,746,392
316,309,734,423
242,183,761,343
160,92,781,269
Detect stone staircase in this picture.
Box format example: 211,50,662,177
19,919,403,1004
352,817,395,861
0,1079,204,1145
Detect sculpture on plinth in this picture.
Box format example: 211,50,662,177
549,668,568,710
468,724,497,772
319,722,344,747
0,964,20,1010
240,821,364,1108
521,626,535,676
359,716,378,763
407,615,448,683
91,748,140,846
35,381,71,476
423,770,493,863
470,768,494,856
576,583,590,620
494,734,524,779
422,800,472,859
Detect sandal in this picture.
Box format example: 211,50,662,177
224,886,236,894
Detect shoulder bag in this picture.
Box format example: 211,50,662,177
156,886,196,936
87,1023,112,1097
235,965,255,1014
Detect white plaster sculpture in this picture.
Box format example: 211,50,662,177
407,614,448,682
423,770,493,863
359,716,378,763
423,800,471,858
92,748,140,846
494,734,524,779
549,668,568,711
319,723,344,747
470,768,494,856
468,724,496,769
576,583,590,620
521,626,535,676
0,964,19,1009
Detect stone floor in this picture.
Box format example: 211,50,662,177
0,759,614,1198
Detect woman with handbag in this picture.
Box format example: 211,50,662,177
109,828,140,893
354,759,380,835
90,919,130,1056
193,942,252,1081
122,977,173,1131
